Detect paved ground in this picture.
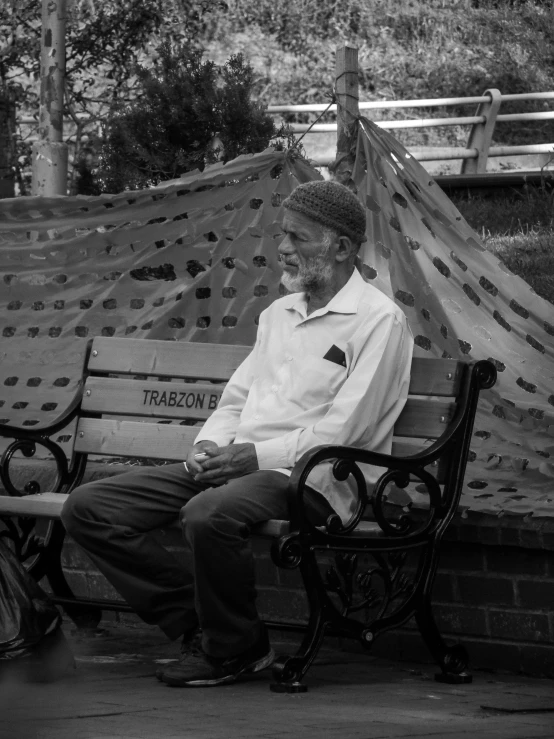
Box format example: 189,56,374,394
1,621,553,739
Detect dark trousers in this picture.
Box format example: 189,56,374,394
60,464,333,658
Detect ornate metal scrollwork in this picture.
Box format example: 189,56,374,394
473,359,497,391
332,458,353,482
322,457,369,535
372,469,412,536
0,436,71,579
324,514,343,534
323,548,415,624
271,533,304,569
0,437,69,497
372,466,443,537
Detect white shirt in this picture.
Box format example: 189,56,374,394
195,268,414,523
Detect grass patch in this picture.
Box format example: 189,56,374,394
486,231,554,305
450,184,554,305
450,183,554,237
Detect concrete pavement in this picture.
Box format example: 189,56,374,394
1,620,553,739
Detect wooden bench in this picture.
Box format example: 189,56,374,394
0,336,496,692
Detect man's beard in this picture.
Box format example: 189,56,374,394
280,248,334,297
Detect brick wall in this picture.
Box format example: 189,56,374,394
59,532,312,623
14,459,552,677
58,513,554,677
367,515,554,677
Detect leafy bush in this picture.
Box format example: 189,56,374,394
95,44,277,192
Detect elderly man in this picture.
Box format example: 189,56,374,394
61,180,413,688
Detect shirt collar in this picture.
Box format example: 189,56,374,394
284,267,366,319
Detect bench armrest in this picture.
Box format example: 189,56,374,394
0,382,85,441
0,383,86,497
285,443,439,539
271,442,438,569
281,359,497,544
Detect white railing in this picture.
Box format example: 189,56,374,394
16,90,554,174
267,91,554,113
267,90,554,172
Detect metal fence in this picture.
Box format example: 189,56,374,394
267,89,554,172
267,89,554,174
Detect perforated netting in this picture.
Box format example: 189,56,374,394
355,118,554,517
0,150,318,446
0,132,553,516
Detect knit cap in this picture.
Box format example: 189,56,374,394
282,180,367,243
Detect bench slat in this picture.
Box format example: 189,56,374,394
393,397,455,438
0,493,293,535
83,378,224,420
75,419,196,459
0,494,384,540
82,378,460,425
81,373,454,444
88,336,464,396
88,337,251,381
0,492,67,518
74,420,446,482
88,339,461,397
392,439,445,482
409,358,463,396
75,418,450,461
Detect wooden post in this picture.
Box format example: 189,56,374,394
461,88,501,175
32,0,68,196
331,43,359,188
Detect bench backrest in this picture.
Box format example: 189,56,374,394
75,336,466,483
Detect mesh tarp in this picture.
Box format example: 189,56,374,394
355,118,554,517
0,132,553,517
0,149,318,437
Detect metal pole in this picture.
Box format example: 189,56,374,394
330,43,359,188
0,92,15,198
32,0,68,196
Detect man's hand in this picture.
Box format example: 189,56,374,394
192,442,259,486
185,440,219,476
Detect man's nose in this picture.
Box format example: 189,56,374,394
277,234,294,256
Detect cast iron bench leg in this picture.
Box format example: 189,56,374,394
270,551,329,693
45,521,103,631
415,580,472,684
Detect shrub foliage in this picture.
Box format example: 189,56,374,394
96,45,276,192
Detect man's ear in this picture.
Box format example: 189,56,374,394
335,235,356,263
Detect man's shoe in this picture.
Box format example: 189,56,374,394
161,626,275,687
155,627,202,682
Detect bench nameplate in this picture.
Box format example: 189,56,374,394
141,389,220,410
82,378,224,420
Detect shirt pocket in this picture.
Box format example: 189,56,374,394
292,354,347,409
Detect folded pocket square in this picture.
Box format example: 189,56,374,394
323,344,347,367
